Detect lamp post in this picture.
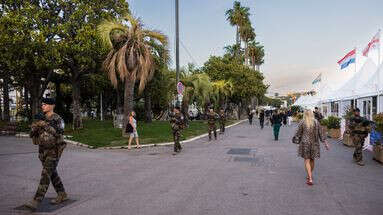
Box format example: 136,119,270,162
175,0,180,106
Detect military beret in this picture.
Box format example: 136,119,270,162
41,97,56,105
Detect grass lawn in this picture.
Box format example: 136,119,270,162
64,119,238,148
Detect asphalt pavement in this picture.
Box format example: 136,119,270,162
1,120,382,215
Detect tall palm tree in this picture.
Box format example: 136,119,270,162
248,41,264,71
98,14,168,132
225,1,250,47
239,22,255,65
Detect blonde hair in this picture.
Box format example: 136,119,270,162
303,110,315,129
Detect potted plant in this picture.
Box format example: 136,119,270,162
320,118,328,137
326,116,341,139
372,113,383,163
342,107,354,147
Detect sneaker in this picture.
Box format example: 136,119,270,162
50,192,68,204
24,199,39,210
356,161,365,166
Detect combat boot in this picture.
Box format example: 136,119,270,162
50,192,68,204
356,161,365,166
24,199,40,210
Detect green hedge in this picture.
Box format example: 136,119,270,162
326,116,341,129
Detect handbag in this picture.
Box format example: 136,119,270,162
292,136,300,144
125,123,133,133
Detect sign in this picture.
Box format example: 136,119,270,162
177,82,184,95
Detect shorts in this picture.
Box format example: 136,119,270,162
129,131,139,138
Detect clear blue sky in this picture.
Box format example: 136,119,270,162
128,0,383,94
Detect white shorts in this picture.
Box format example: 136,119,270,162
130,131,139,138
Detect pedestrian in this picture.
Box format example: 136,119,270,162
349,108,371,166
259,109,265,129
293,110,329,186
247,105,254,125
219,109,226,134
170,106,185,154
207,107,219,141
282,111,287,126
25,97,68,210
314,107,323,122
265,110,270,126
127,111,140,149
271,109,283,141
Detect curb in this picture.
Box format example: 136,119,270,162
99,119,247,150
14,120,246,150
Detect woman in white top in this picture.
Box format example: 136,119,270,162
128,111,140,149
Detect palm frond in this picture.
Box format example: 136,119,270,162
97,20,128,49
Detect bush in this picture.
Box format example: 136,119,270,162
320,118,328,127
373,113,383,134
326,116,341,129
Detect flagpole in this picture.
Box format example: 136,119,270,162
378,29,381,114
354,47,357,109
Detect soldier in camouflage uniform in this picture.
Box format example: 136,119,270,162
24,98,68,210
349,108,371,166
170,106,185,154
219,109,226,134
207,107,219,141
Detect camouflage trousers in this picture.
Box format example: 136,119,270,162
219,122,225,133
352,135,365,162
34,146,66,202
173,130,182,152
208,124,217,140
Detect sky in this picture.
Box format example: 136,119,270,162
127,0,383,95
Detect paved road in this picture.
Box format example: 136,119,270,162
1,121,383,215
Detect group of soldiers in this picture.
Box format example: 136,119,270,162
169,106,226,154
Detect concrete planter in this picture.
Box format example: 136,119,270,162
328,128,341,139
342,132,354,147
373,145,383,164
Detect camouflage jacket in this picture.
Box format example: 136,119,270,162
207,112,219,125
349,115,371,137
170,112,185,131
30,113,65,149
219,112,226,123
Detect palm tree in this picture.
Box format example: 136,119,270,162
239,22,255,65
224,44,243,62
225,1,250,47
248,41,264,71
98,14,168,132
212,80,234,109
182,73,213,118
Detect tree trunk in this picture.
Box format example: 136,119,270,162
30,76,41,118
123,78,135,136
23,87,31,120
236,25,240,47
2,77,10,122
71,79,82,129
116,84,123,114
144,89,152,123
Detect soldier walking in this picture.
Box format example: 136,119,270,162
349,108,371,166
170,106,185,154
207,107,219,141
219,109,226,134
25,98,68,210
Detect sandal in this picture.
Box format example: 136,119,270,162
306,181,314,186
